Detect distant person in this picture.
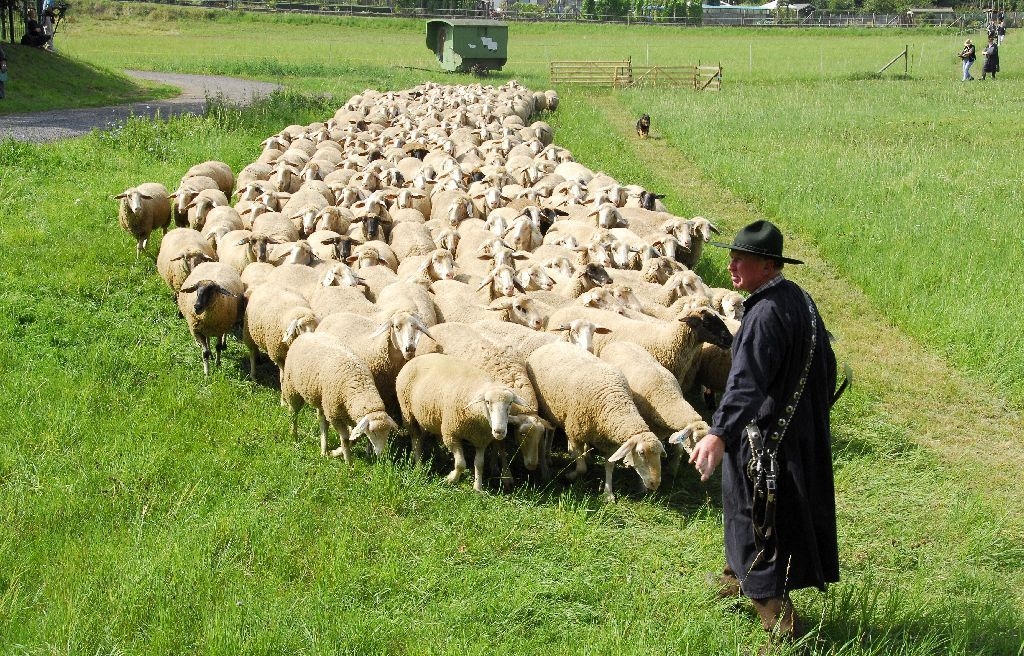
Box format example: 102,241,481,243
0,45,7,100
981,35,1000,80
997,21,1006,45
42,6,57,51
21,8,50,48
959,39,976,81
986,21,997,41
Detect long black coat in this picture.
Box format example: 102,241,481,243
709,276,839,598
983,43,1000,73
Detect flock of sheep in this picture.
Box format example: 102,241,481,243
115,80,743,500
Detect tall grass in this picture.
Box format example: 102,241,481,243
2,6,1023,654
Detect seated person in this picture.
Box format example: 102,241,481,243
21,8,50,48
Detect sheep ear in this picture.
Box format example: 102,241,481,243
594,326,612,334
236,237,252,246
464,394,485,409
180,283,199,293
350,415,370,441
216,286,243,298
113,192,128,199
282,319,302,344
369,321,390,338
608,435,639,465
668,427,694,446
551,323,570,332
474,275,493,292
511,394,532,408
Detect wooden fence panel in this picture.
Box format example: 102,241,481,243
550,59,633,88
550,60,721,90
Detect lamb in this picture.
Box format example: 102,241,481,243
156,227,217,295
114,182,172,257
200,206,245,248
597,341,711,475
396,353,529,492
526,342,666,501
348,241,399,272
280,332,398,462
266,239,316,267
241,284,319,380
176,262,246,376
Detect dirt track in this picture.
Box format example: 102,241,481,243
0,71,282,143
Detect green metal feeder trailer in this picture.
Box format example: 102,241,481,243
425,19,508,73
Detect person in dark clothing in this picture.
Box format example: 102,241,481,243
689,220,839,639
982,35,1000,80
21,8,50,48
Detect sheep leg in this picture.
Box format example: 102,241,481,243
473,442,490,493
195,334,212,376
318,409,330,457
409,424,424,466
247,344,258,381
539,428,553,482
564,439,587,482
215,334,227,367
446,440,467,485
603,460,617,503
496,441,514,492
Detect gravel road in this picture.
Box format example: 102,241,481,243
0,71,282,144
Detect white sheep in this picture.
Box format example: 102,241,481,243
184,160,234,197
114,182,172,257
176,261,246,376
316,310,434,421
546,305,733,385
281,332,398,462
526,342,666,501
241,283,319,380
396,353,529,492
597,341,711,476
156,227,217,295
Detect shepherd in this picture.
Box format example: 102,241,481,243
689,220,841,641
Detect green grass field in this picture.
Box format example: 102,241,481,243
1,3,1023,654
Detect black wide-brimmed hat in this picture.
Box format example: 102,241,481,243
710,220,803,265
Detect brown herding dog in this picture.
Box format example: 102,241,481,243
636,114,651,139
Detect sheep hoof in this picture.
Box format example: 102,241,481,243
445,470,461,485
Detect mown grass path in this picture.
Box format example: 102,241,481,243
590,93,1024,590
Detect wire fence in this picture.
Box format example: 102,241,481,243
4,0,1017,44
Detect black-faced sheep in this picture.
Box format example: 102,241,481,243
176,261,246,376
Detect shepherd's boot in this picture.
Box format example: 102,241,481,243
705,566,741,598
751,595,803,639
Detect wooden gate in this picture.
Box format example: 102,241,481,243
550,59,722,91
549,58,634,88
